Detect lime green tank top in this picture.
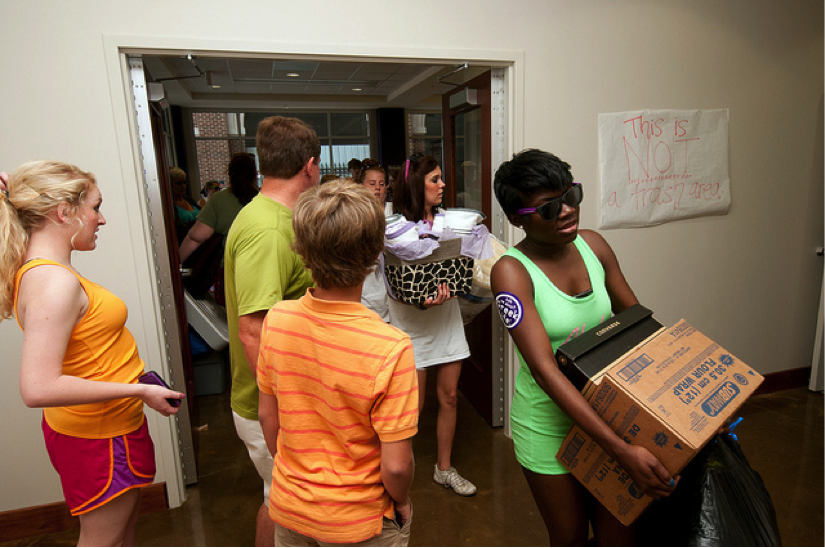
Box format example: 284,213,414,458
504,235,613,474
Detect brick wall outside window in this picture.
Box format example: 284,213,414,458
193,113,245,189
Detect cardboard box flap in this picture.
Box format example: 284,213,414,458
556,304,664,391
606,320,763,448
581,327,666,399
557,304,655,359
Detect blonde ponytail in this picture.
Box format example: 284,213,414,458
0,160,95,320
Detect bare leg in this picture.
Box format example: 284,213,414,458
416,369,427,413
592,496,634,546
256,502,275,547
434,361,462,471
77,488,141,547
522,467,589,546
121,490,142,547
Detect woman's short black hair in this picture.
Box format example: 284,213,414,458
493,149,574,216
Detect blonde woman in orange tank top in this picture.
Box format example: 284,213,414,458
0,162,185,547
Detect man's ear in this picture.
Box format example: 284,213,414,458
305,157,316,175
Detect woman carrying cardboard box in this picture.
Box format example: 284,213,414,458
490,149,676,545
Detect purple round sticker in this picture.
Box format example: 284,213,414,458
495,292,524,330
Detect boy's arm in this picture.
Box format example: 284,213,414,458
380,438,414,524
258,391,280,456
374,338,417,523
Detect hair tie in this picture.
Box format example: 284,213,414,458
404,159,411,180
0,171,8,200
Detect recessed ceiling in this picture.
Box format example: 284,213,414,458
142,55,491,110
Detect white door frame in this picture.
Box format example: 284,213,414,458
811,250,824,392
103,35,525,506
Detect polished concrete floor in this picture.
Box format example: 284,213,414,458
4,382,823,546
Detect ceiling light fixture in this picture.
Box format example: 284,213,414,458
286,72,300,77
352,88,362,91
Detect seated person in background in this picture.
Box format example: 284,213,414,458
171,166,199,242
179,153,259,300
257,180,417,546
319,174,337,185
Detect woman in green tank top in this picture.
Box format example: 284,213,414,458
491,149,677,546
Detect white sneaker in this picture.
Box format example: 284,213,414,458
433,464,477,496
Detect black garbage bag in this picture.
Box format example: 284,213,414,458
637,431,781,546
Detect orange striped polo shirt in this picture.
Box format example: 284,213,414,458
14,259,145,438
257,289,418,544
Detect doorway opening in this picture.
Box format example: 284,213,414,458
118,46,518,506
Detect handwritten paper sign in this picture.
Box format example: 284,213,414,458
598,109,730,229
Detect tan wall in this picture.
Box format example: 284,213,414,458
0,0,821,512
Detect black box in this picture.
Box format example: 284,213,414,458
555,304,663,391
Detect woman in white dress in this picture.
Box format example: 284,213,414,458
389,155,476,496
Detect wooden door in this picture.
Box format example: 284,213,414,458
441,71,498,426
149,107,199,428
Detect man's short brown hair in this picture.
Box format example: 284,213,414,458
256,116,321,179
292,180,385,289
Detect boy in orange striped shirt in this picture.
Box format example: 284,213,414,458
257,180,418,546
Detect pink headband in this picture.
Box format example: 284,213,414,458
404,159,411,180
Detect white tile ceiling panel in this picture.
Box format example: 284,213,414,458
304,84,346,94
231,84,277,94
268,84,309,94
227,59,277,78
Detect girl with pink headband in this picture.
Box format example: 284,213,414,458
388,155,477,497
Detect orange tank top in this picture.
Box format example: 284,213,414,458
14,259,145,439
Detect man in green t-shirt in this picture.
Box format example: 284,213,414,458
224,116,319,546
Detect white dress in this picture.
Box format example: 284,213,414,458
387,294,470,370
383,209,471,369
360,262,390,323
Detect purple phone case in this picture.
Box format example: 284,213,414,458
138,371,182,407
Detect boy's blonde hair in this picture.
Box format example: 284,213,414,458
0,160,96,320
292,180,385,289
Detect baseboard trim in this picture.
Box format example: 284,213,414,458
0,482,168,543
754,366,812,395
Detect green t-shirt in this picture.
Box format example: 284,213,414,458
224,194,314,420
196,189,244,235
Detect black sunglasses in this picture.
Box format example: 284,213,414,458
516,183,583,221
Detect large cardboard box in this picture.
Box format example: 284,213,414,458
556,319,763,526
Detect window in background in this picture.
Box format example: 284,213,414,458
192,111,372,185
